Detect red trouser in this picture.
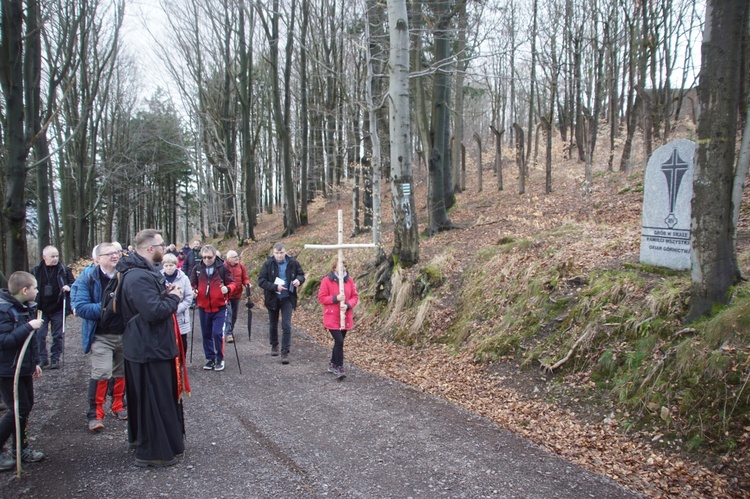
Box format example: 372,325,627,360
87,378,125,420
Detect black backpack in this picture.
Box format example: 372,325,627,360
99,269,131,334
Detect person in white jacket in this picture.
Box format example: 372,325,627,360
161,253,194,354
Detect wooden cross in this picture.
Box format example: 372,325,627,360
305,210,377,328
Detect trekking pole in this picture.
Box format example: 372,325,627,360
230,318,241,374
14,311,41,478
245,285,253,342
189,304,195,363
61,293,67,368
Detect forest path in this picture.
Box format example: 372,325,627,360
0,308,636,498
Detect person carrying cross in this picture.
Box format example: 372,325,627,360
317,259,359,379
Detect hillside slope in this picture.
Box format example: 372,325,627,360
233,140,749,498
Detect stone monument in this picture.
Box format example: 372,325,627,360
639,138,696,270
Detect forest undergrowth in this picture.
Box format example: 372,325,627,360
224,132,750,498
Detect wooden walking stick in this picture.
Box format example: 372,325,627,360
14,310,41,478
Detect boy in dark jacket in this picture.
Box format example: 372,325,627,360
189,245,235,371
257,242,305,365
0,271,45,471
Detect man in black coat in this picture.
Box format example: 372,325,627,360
257,242,305,365
117,229,186,468
183,239,202,276
31,246,75,369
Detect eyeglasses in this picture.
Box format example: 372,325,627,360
151,243,167,249
99,251,120,258
202,255,215,260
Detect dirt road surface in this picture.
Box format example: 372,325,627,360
1,309,638,498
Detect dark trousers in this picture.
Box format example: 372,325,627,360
37,308,64,364
199,307,226,362
328,329,348,367
0,376,33,450
268,298,293,353
226,298,240,334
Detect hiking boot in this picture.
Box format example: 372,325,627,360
49,362,60,370
271,345,279,356
327,362,337,374
40,360,49,369
133,457,178,468
226,334,234,343
0,453,15,471
89,419,104,431
112,409,128,421
214,360,225,371
281,352,289,365
336,366,347,379
203,360,215,370
12,448,45,463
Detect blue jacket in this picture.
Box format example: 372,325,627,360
0,289,39,378
70,264,105,354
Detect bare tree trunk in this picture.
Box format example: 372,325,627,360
388,0,418,266
686,0,747,322
428,0,454,233
490,125,504,191
25,0,49,253
451,0,468,195
526,0,537,164
239,1,257,240
365,3,382,249
474,133,482,192
513,123,525,195
298,0,309,227
1,0,29,271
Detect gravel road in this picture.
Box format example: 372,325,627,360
1,309,639,498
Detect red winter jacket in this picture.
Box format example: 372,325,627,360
189,259,236,313
225,262,250,300
317,271,358,331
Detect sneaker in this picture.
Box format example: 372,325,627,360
89,419,104,431
203,360,215,370
0,453,15,471
13,448,45,463
226,334,234,343
327,362,337,374
336,366,347,379
49,362,60,370
271,345,279,356
281,352,289,365
214,360,225,371
112,409,128,421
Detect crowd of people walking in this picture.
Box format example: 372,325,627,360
0,230,357,470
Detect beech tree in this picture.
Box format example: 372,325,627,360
686,1,749,321
388,0,418,266
0,0,30,271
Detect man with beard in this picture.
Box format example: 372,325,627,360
116,229,187,468
31,246,75,369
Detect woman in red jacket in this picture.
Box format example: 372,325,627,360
317,259,358,379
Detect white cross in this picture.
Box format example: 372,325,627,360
305,210,377,328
